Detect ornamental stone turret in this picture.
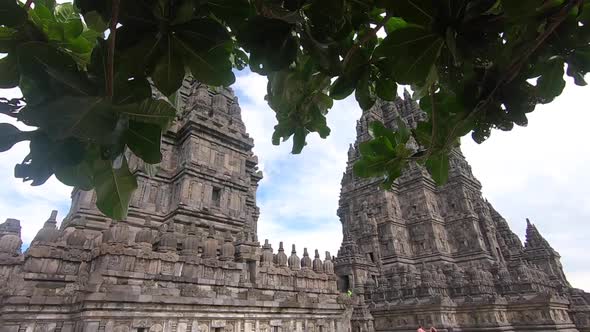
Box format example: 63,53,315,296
203,226,218,259
220,231,235,261
301,248,312,270
103,219,129,245
288,244,300,270
158,221,177,252
324,251,334,274
31,210,60,245
182,224,200,255
135,217,154,249
261,239,273,266
276,241,288,267
313,249,324,273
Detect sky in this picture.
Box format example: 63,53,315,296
0,68,588,291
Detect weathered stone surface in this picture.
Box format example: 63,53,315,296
0,78,344,332
334,93,589,332
0,81,587,332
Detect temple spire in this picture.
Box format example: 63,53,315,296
524,218,552,249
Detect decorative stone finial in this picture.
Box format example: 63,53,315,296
203,227,219,259
301,248,312,270
312,249,323,273
288,244,300,270
261,239,274,266
276,241,288,267
32,211,60,245
220,231,235,261
324,251,334,274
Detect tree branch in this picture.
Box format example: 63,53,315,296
106,0,121,99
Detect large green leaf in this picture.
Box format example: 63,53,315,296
93,156,138,220
376,0,435,26
375,77,398,101
15,136,85,186
23,97,118,142
125,121,162,164
16,42,95,97
0,0,27,28
237,16,298,74
376,27,444,84
425,152,450,185
151,37,185,96
536,58,565,103
0,53,19,88
174,36,234,86
116,99,176,128
355,69,376,110
0,123,27,152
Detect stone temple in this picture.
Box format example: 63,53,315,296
0,79,588,332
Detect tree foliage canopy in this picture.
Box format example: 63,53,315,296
0,0,588,219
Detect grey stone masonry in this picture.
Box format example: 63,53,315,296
1,80,588,332
0,77,350,332
334,91,590,332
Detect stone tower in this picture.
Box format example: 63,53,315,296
0,78,349,332
335,93,590,332
66,79,262,243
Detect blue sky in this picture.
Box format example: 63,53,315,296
0,68,588,291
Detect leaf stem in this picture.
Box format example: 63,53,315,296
106,0,121,99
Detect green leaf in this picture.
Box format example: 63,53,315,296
151,37,185,96
15,136,85,186
173,35,234,86
501,0,543,18
536,58,565,102
23,97,118,142
330,75,357,100
355,69,376,110
0,0,27,27
0,53,19,88
116,98,176,128
292,127,307,154
377,0,434,26
384,16,409,34
125,121,162,164
170,0,195,25
16,42,95,97
114,76,152,105
54,148,94,190
0,123,27,152
54,3,84,39
375,77,397,101
375,27,444,84
83,10,108,33
426,152,450,185
237,16,298,74
93,156,138,220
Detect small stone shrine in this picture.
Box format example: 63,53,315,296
0,80,588,332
